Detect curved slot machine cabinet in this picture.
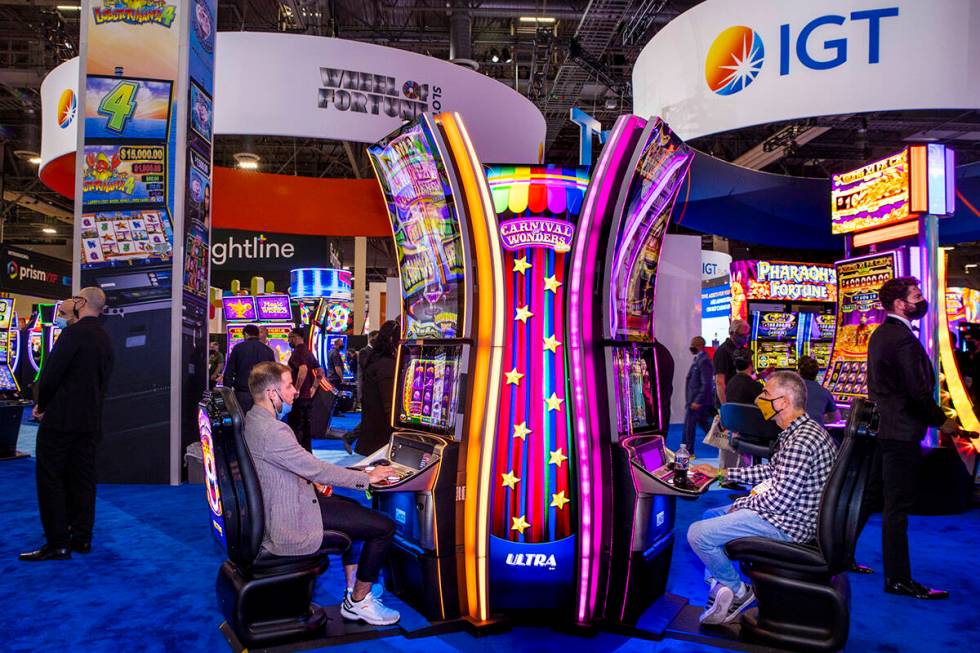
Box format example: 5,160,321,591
566,115,697,627
0,298,30,460
364,113,504,626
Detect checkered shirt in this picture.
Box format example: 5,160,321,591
727,414,838,543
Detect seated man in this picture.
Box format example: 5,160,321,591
688,371,837,626
242,361,401,626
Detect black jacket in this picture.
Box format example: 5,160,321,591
37,316,114,432
868,316,947,441
224,338,276,393
355,353,395,456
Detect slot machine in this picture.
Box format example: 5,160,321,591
563,115,703,627
355,113,504,625
0,298,30,459
729,260,837,377
220,294,293,367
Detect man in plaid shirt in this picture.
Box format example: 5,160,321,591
688,371,838,625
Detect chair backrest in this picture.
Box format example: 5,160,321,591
207,387,266,567
719,403,782,442
815,397,878,573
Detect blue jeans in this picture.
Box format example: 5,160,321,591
687,504,792,591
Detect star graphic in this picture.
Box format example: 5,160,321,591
515,305,534,323
513,421,531,440
504,368,524,385
513,257,532,274
543,334,561,352
549,448,568,467
551,491,570,510
545,393,564,412
544,275,562,293
501,470,520,489
511,515,531,534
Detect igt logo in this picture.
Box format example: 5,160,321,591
705,26,765,96
705,7,900,95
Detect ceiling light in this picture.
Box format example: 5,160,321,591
502,48,512,63
234,152,260,170
519,16,556,24
42,227,57,234
14,150,42,165
56,4,81,10
490,49,500,63
605,97,618,110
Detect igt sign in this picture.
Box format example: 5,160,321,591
778,7,899,75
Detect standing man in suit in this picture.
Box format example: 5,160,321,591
20,287,114,561
224,324,275,412
683,336,715,453
864,277,958,599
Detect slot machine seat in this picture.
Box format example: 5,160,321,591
206,388,352,647
723,398,878,653
719,403,781,461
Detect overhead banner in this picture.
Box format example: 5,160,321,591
633,0,980,140
0,245,72,298
41,32,546,194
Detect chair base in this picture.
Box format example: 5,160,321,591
740,565,850,653
219,605,402,652
217,559,328,647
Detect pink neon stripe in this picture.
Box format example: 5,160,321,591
569,115,638,623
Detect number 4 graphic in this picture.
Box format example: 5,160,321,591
98,81,139,134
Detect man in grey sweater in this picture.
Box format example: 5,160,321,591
243,361,400,626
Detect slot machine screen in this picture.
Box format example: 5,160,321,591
395,344,463,436
755,312,797,340
0,366,18,392
633,437,667,472
0,299,12,330
755,341,797,371
368,119,465,339
612,344,665,435
390,436,436,471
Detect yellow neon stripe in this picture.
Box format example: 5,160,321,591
438,113,505,622
937,252,980,435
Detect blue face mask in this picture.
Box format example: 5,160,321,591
274,390,292,421
53,316,69,329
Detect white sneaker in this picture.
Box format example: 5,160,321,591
699,584,734,625
345,583,384,600
341,591,400,626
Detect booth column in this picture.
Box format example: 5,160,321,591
353,236,367,333
75,0,216,483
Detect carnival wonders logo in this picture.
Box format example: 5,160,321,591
705,26,765,96
317,67,441,121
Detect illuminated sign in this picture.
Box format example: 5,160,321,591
255,294,291,320
832,144,955,235
499,218,575,252
221,296,256,321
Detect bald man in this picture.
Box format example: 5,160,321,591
21,287,114,562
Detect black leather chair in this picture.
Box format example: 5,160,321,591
203,387,352,647
719,402,781,461
724,398,878,652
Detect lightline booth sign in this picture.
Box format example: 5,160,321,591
75,0,216,484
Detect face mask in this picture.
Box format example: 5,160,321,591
273,390,293,421
733,333,749,346
689,347,698,354
755,394,783,421
53,316,69,329
906,298,928,321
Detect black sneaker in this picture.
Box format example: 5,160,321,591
723,584,756,624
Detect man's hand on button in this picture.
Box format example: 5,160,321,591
367,465,399,485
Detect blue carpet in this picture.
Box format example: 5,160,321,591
1,424,977,652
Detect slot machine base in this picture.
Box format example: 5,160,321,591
0,401,29,460
218,604,402,652
382,539,461,626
